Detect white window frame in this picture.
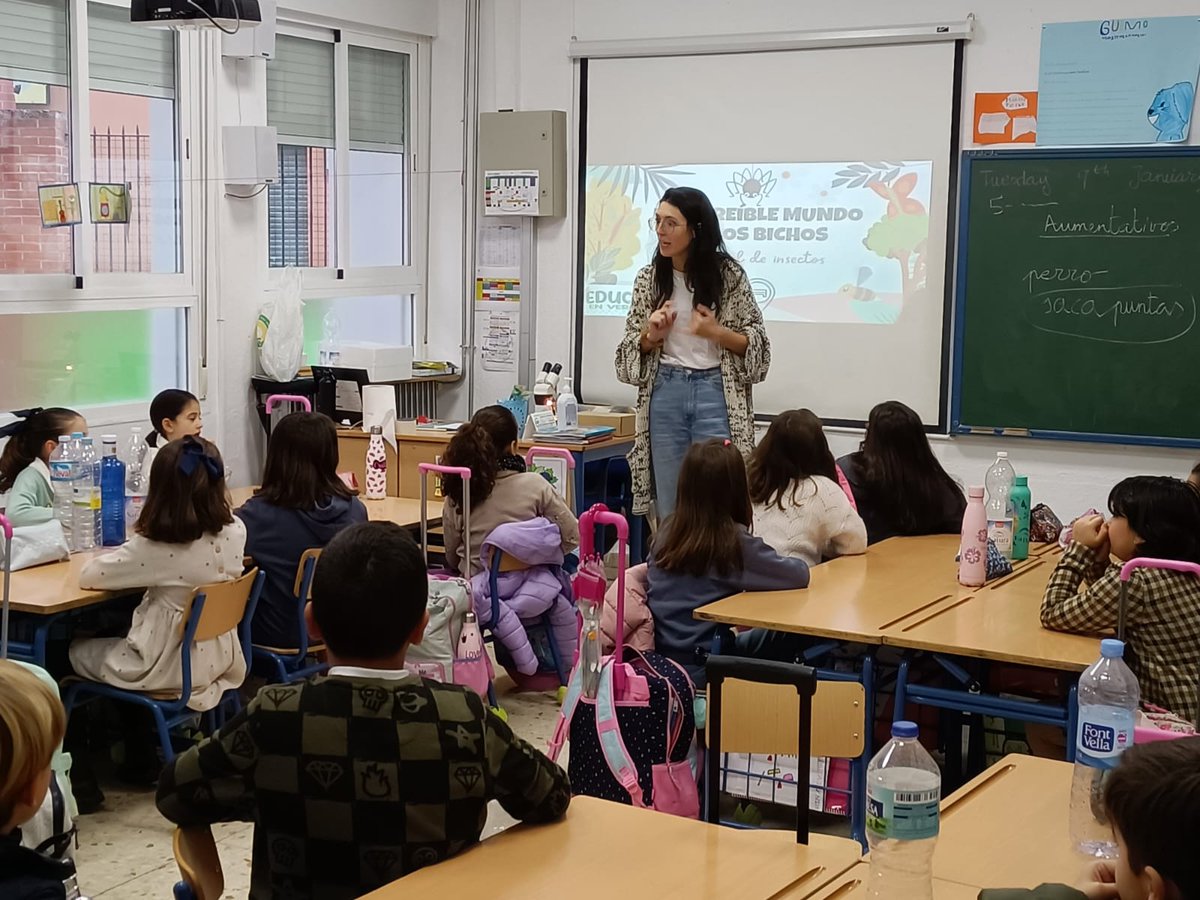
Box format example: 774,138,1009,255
267,21,429,349
0,0,200,416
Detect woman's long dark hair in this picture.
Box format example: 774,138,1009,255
652,186,742,313
256,412,353,509
748,409,838,510
654,439,752,577
0,407,81,492
441,405,519,511
859,401,963,535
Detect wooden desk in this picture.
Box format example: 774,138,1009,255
358,796,863,899
5,551,113,615
793,862,979,899
229,488,440,529
936,754,1077,890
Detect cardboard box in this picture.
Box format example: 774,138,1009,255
578,408,635,437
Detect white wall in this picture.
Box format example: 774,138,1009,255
476,0,1200,516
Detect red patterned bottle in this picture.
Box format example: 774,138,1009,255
365,425,387,500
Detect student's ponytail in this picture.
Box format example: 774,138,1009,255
0,407,80,493
441,405,520,511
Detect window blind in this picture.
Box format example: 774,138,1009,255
0,0,68,85
88,2,175,98
348,45,407,153
267,35,334,147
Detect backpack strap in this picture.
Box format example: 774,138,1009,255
548,659,585,762
594,660,648,808
33,773,76,860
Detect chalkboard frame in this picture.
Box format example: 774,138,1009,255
951,146,1200,450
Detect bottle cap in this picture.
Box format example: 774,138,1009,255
1100,638,1125,659
968,485,984,498
102,434,117,443
370,425,382,435
996,451,1008,459
892,721,919,739
71,432,84,439
57,435,71,442
81,437,93,444
1014,475,1028,486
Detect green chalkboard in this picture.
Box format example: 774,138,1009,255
954,148,1200,446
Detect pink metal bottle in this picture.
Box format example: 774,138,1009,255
365,425,387,500
959,485,988,587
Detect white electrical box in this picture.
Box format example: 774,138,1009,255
222,0,275,59
338,342,415,383
223,125,278,185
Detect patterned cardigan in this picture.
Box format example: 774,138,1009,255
615,260,771,515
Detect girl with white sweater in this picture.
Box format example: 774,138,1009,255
749,409,866,566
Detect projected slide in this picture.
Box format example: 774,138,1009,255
583,161,932,326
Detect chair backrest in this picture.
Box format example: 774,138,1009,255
173,826,223,900
176,568,264,706
293,548,322,599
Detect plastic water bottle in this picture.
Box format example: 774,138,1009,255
557,376,579,429
958,486,987,587
99,436,126,546
71,484,95,553
78,437,101,550
365,425,387,500
984,451,1015,558
49,435,76,547
124,428,147,529
1010,475,1031,561
319,310,342,366
865,721,940,900
1070,639,1139,858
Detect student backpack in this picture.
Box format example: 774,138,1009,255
548,506,699,817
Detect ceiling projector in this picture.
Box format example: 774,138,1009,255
130,0,262,29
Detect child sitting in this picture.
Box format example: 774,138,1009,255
837,400,965,544
749,408,866,566
980,736,1200,899
0,408,86,527
0,659,80,900
69,436,248,711
237,411,367,648
648,439,810,684
1041,476,1200,723
441,405,579,577
156,521,571,896
142,389,202,476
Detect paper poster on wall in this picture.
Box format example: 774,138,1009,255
477,308,518,372
584,161,933,326
484,169,539,216
38,183,81,228
475,276,520,303
974,92,1038,144
1038,17,1200,145
478,220,522,268
89,183,130,224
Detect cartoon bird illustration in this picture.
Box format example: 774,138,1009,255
839,266,877,301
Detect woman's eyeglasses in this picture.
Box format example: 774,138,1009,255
649,217,685,233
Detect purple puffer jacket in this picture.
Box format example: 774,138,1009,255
470,518,578,675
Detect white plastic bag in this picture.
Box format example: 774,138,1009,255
257,267,304,381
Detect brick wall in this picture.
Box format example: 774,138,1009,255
0,81,73,274
307,146,329,267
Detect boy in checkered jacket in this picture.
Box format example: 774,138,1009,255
156,522,570,899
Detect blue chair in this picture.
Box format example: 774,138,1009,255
485,549,571,695
64,569,264,765
251,549,329,684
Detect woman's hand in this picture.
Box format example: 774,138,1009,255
1073,514,1111,559
641,308,676,351
690,304,723,341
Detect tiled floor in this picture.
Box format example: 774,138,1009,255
71,677,564,899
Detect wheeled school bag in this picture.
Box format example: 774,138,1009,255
548,506,700,817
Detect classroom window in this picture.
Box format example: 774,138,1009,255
87,2,181,274
301,293,414,366
0,307,188,409
267,34,335,269
347,45,408,268
0,0,74,275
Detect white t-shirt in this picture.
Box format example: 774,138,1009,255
661,270,722,370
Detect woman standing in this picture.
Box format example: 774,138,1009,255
615,187,770,521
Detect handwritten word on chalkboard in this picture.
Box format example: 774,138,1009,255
954,149,1200,447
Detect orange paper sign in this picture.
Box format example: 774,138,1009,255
973,92,1039,144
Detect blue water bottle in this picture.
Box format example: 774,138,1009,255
100,435,127,546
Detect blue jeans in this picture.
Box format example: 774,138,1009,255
649,365,730,520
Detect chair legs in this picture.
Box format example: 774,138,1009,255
151,705,177,764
